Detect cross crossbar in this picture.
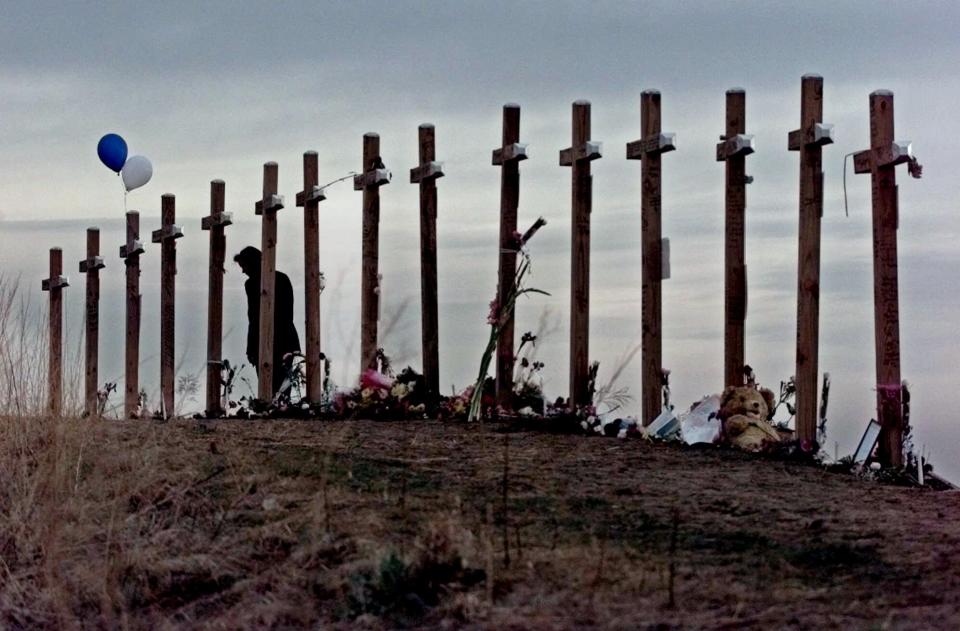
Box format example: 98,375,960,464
853,141,913,173
151,224,184,243
41,275,69,291
295,185,327,206
410,161,445,183
353,168,392,190
79,256,105,272
119,239,145,258
716,134,755,161
626,132,677,160
491,142,528,165
254,193,285,215
201,211,233,230
559,141,602,166
788,122,834,151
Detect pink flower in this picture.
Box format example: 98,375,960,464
360,368,394,391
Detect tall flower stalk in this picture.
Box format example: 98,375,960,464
468,218,548,421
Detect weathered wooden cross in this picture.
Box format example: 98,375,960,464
254,162,284,399
492,104,528,409
202,179,232,416
79,227,105,416
410,124,444,404
853,89,918,468
716,88,755,388
560,100,602,409
152,195,184,418
627,90,676,426
354,133,391,372
296,152,326,403
120,211,144,418
41,247,69,416
788,74,834,445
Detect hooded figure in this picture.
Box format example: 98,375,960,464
234,246,301,394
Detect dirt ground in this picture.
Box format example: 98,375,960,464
3,417,960,630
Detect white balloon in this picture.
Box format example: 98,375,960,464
121,155,153,192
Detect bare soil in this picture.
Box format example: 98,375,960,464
3,417,959,630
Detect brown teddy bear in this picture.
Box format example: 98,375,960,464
719,385,781,452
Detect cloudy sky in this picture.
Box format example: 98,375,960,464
2,1,958,477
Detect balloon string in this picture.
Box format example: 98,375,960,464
120,174,127,213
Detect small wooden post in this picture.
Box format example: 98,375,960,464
410,124,444,404
354,134,391,372
79,228,105,416
120,211,144,418
254,162,284,399
853,90,916,468
716,88,755,388
152,194,184,418
559,100,602,409
202,180,232,416
41,247,69,416
492,104,528,409
296,152,325,403
627,90,677,426
789,74,834,445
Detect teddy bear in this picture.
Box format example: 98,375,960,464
719,385,781,452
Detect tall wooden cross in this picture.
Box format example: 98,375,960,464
410,124,444,404
254,162,284,399
492,104,528,410
354,133,391,372
716,88,755,388
559,100,602,409
296,152,326,403
202,179,232,416
41,247,69,416
152,194,184,418
788,74,834,445
79,227,105,416
120,211,145,418
853,90,918,468
627,90,676,426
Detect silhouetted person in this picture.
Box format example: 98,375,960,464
234,246,300,395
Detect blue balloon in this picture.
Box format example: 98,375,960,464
97,133,128,173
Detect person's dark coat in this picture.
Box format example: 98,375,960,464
244,270,301,393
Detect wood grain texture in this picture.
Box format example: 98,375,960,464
159,194,177,418
301,152,323,402
84,228,100,416
793,76,826,445
417,125,441,404
205,180,227,416
258,163,279,399
723,89,747,389
360,134,381,372
641,91,663,427
568,101,592,409
124,212,141,418
496,105,521,409
47,248,63,416
868,91,904,467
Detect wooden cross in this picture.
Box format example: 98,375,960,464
120,211,144,418
79,228,105,416
254,162,284,399
853,90,917,468
354,133,391,372
202,179,232,416
41,247,68,416
492,104,528,410
152,194,184,418
627,90,676,427
295,152,325,403
559,100,602,409
410,124,444,405
716,88,755,389
788,74,834,445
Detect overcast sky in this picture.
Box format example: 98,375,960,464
2,1,959,476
